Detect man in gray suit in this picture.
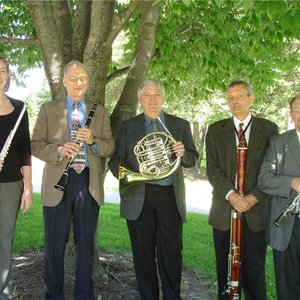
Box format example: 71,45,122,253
258,95,300,300
108,79,198,300
206,80,278,299
31,60,114,299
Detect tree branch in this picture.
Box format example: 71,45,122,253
73,1,92,61
0,36,39,47
53,1,73,63
107,1,142,47
107,66,130,84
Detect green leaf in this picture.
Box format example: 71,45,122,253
214,0,225,8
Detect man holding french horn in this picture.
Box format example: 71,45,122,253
258,95,300,300
31,60,114,300
108,79,198,300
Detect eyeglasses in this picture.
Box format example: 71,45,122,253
66,76,88,83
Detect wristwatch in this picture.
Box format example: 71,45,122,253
89,136,97,146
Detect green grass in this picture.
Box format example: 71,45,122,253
13,193,277,299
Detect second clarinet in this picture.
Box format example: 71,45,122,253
54,103,97,191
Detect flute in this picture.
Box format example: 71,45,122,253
0,95,31,173
54,103,97,191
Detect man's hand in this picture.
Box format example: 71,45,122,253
60,142,81,158
77,127,93,145
0,159,3,173
228,191,249,213
172,141,185,157
291,177,300,192
244,194,258,209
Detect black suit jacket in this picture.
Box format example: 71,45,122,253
108,112,198,222
206,116,278,231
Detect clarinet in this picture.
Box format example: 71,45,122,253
54,103,97,191
226,146,247,300
273,192,300,227
0,95,31,173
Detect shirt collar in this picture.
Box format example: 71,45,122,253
66,96,85,110
233,114,252,129
144,111,165,126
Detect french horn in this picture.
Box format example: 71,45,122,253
119,117,181,188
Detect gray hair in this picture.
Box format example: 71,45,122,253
137,79,166,101
289,94,300,112
227,80,253,96
63,60,88,77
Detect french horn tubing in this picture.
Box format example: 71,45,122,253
118,117,181,187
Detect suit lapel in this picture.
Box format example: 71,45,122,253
247,117,263,171
223,118,237,181
55,100,69,142
133,113,146,141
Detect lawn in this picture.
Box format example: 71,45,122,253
13,193,277,299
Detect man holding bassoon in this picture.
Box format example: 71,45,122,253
258,95,300,300
31,60,114,300
206,80,278,299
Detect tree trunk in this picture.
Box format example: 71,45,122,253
110,2,160,137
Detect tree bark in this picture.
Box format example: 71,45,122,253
110,2,160,137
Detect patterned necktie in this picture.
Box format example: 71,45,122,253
238,123,247,147
70,102,85,173
152,119,158,132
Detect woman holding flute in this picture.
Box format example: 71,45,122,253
0,56,32,299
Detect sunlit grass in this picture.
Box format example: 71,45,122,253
13,193,276,299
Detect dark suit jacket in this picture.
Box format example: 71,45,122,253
31,99,115,207
108,112,198,222
206,116,278,231
258,129,299,251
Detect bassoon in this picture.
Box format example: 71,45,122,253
54,103,97,191
226,145,247,300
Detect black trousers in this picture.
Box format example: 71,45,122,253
273,216,300,300
213,216,267,300
127,184,183,300
43,168,99,300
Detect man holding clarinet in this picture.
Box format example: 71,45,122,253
258,95,300,300
31,60,114,300
205,80,278,300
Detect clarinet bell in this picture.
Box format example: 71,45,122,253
54,172,69,191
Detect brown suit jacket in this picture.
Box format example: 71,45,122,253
31,99,114,207
206,116,278,231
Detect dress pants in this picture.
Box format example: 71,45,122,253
273,216,300,300
213,215,267,300
0,181,23,300
43,168,99,300
127,184,183,300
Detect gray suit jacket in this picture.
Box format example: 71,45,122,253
108,112,198,222
31,99,115,207
206,116,278,231
258,129,299,251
